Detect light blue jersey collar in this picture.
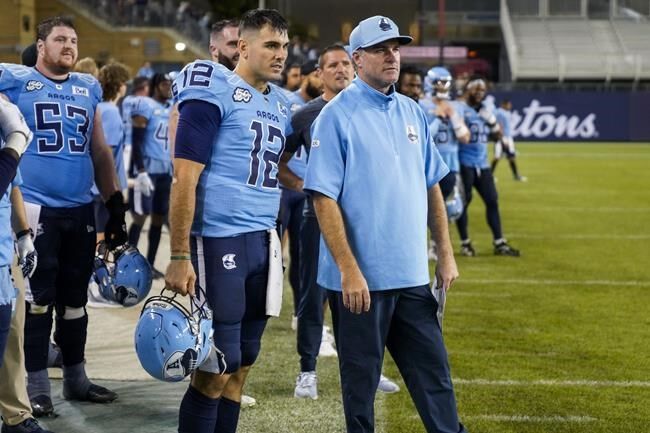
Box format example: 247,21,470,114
353,77,396,111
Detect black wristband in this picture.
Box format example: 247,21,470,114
16,228,33,239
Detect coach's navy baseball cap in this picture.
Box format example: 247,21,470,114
348,16,413,53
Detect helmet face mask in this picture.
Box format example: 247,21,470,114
134,289,215,382
92,242,153,307
426,66,453,99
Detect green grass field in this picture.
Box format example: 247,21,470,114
237,143,650,433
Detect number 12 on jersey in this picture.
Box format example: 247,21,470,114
247,120,285,189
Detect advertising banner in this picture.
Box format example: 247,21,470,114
490,91,650,141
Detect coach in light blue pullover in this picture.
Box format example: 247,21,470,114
304,15,467,433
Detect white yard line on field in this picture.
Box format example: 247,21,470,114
459,278,650,287
463,414,597,423
510,233,650,240
510,206,650,213
454,378,650,388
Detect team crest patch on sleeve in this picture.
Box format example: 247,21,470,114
406,125,419,142
277,101,288,118
25,80,44,91
232,87,252,103
72,86,89,97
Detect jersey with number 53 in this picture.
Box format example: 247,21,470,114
0,63,102,207
131,95,172,174
173,61,293,237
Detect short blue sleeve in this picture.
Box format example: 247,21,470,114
0,64,29,102
99,103,124,148
303,105,346,201
173,61,230,116
131,96,153,120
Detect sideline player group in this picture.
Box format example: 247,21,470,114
0,8,525,433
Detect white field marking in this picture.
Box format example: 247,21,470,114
509,206,650,213
451,291,512,298
463,415,597,423
523,152,650,159
451,350,558,358
459,278,650,287
454,378,650,388
509,233,650,240
445,326,540,336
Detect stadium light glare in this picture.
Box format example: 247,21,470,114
175,42,186,52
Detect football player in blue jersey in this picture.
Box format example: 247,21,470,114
419,67,470,199
490,99,526,181
417,67,470,260
304,15,466,433
165,9,292,433
0,16,127,418
455,77,520,257
121,76,150,174
127,72,173,279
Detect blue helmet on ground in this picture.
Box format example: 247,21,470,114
92,242,153,307
425,66,453,99
445,185,465,222
134,289,214,382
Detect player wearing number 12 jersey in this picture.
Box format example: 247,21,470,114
165,9,292,433
0,16,126,418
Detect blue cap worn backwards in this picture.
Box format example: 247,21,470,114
348,16,413,53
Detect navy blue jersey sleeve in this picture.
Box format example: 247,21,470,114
0,150,18,192
175,100,221,164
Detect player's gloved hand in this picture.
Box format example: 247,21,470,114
104,191,128,250
0,97,33,157
478,103,500,133
135,171,155,197
16,228,37,278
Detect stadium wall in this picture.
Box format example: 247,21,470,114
491,91,650,141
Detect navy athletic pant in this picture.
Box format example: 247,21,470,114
456,165,502,241
279,188,306,315
296,215,327,372
328,285,466,433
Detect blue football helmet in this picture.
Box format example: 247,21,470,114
425,66,453,99
93,242,153,307
134,289,214,382
445,184,465,222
